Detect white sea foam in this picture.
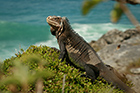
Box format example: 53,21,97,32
35,36,59,48
0,40,29,60
35,23,134,48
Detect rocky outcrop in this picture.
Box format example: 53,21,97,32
89,29,140,51
89,29,140,93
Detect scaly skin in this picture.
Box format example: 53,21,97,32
46,16,136,93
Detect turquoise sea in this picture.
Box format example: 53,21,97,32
0,0,139,60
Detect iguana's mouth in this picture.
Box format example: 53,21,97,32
46,16,61,28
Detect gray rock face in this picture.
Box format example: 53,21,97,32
98,40,140,72
90,29,140,93
89,29,140,51
130,68,140,74
126,75,140,93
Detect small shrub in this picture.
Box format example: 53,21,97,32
0,45,123,93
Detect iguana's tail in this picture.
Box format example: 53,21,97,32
96,63,136,93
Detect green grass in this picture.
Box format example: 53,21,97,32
0,45,124,93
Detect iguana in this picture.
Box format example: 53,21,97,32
46,16,135,93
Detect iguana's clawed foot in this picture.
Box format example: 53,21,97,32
59,56,64,62
80,74,95,82
80,74,88,78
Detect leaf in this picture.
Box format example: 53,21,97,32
0,77,20,86
110,3,123,23
29,70,53,83
82,0,103,15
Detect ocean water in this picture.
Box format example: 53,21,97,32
0,0,139,60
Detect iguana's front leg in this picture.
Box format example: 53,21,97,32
58,39,66,62
58,37,70,62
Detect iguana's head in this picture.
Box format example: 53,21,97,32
46,16,70,36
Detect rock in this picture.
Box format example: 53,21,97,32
98,42,140,72
126,75,140,93
89,40,100,51
130,68,140,74
89,28,140,93
89,29,140,51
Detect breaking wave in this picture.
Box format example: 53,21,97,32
35,23,134,48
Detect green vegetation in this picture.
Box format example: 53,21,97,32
82,0,123,23
82,0,140,30
110,3,123,23
0,45,124,93
82,0,103,15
